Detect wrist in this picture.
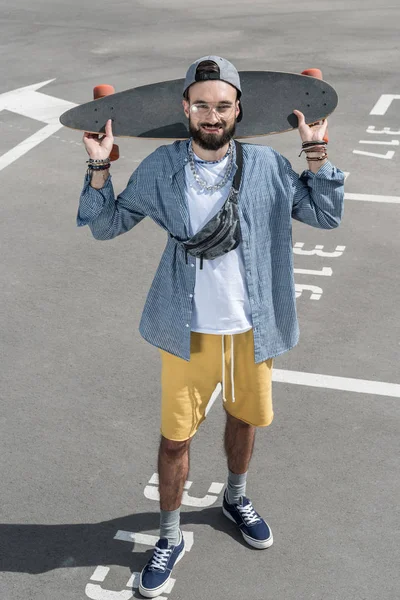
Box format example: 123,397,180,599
307,157,329,173
89,169,110,189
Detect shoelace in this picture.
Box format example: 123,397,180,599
237,502,261,526
149,546,172,571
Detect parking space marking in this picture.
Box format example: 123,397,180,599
273,369,400,398
345,193,400,204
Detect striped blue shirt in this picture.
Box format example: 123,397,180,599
77,141,344,362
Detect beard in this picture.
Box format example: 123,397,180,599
189,116,236,151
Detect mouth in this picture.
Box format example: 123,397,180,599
200,124,223,134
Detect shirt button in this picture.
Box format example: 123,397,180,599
191,263,195,267
186,323,190,327
189,294,193,298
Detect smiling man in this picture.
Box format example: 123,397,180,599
78,56,345,598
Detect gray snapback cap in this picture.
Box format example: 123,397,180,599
183,56,242,96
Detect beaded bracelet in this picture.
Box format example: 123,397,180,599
87,158,111,165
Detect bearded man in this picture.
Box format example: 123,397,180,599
78,56,344,598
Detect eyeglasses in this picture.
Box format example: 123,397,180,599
189,102,236,117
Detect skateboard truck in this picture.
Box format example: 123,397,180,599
301,69,329,143
93,84,120,161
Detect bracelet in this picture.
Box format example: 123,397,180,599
299,141,328,157
306,154,328,162
87,158,111,165
87,163,111,171
302,140,327,147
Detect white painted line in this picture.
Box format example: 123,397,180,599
208,482,224,494
345,193,400,204
114,530,194,552
294,267,332,277
353,150,395,159
147,472,192,490
0,123,62,172
114,531,159,546
359,139,399,146
370,94,400,115
125,573,139,588
273,369,400,398
366,126,400,135
182,531,194,551
295,284,323,300
90,566,110,582
85,584,133,600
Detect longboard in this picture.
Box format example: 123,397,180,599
59,70,337,140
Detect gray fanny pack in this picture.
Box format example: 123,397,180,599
170,140,243,270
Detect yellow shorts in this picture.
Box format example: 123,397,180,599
159,328,273,441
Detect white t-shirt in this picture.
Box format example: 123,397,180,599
185,150,252,334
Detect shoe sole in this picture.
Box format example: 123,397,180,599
138,546,185,599
222,506,274,549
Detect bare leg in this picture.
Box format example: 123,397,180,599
158,436,191,511
224,412,256,474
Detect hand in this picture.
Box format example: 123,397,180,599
293,109,328,143
83,119,114,160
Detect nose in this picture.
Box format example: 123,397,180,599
206,106,220,122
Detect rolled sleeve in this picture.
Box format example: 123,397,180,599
77,173,114,227
285,159,345,229
77,171,146,240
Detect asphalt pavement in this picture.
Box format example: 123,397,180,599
1,1,399,599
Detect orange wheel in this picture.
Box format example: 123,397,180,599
301,68,323,79
93,84,115,99
109,145,120,161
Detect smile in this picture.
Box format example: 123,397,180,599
201,125,223,133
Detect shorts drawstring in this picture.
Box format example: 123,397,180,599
221,334,235,403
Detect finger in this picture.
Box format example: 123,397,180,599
293,109,306,126
105,118,113,137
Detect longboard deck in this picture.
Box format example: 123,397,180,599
59,71,338,139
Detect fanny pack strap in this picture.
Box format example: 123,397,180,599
232,140,243,193
169,140,244,266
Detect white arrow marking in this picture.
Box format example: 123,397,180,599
0,80,77,172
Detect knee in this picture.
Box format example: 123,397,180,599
160,436,191,458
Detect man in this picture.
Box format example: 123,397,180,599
78,56,344,598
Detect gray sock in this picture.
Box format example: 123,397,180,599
160,508,181,547
226,470,248,505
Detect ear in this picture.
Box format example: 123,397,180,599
235,100,240,118
182,99,190,119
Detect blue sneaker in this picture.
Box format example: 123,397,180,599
222,490,273,549
139,530,185,598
